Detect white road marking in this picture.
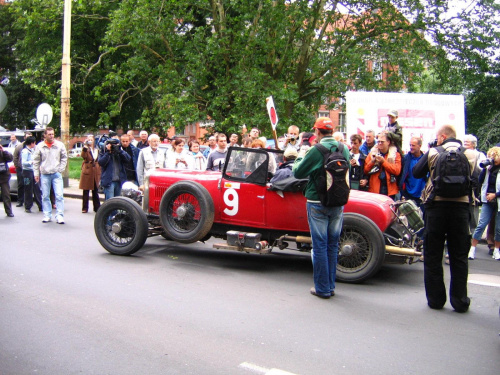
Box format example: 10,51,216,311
239,362,299,375
468,273,500,287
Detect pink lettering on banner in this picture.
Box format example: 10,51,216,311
377,109,435,129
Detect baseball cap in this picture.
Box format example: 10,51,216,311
284,147,298,159
313,117,334,130
387,109,398,117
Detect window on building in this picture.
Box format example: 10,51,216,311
338,112,346,134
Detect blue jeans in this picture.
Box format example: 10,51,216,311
306,202,344,296
41,172,64,219
104,181,122,201
472,203,500,242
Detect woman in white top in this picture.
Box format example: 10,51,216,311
165,139,195,169
189,140,207,171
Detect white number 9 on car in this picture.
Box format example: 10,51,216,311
223,188,239,216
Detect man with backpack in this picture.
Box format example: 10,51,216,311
293,117,351,299
413,125,477,313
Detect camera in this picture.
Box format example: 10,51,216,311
428,139,438,148
480,158,494,168
285,134,296,142
105,138,121,153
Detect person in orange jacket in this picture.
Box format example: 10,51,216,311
364,131,402,199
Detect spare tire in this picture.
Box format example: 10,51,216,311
159,181,215,243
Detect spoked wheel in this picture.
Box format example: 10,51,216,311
336,213,385,283
160,181,214,243
94,196,148,255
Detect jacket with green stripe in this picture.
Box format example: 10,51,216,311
292,136,351,202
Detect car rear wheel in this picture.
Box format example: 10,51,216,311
336,213,385,283
159,181,214,243
94,196,148,255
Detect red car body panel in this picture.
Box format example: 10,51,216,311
147,169,396,234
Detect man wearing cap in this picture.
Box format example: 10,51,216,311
293,117,351,299
386,109,403,151
270,147,298,184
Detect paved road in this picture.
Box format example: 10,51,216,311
1,198,499,375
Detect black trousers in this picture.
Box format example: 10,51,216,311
82,181,101,212
423,202,471,312
22,169,42,210
0,177,13,215
16,166,24,204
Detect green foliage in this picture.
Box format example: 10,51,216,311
2,0,499,140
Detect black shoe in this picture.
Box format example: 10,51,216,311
428,302,444,310
488,244,494,256
7,213,14,217
16,202,23,207
25,209,32,213
310,287,330,299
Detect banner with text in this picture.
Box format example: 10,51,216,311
345,91,465,152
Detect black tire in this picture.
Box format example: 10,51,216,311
159,181,215,243
336,213,386,283
94,196,149,255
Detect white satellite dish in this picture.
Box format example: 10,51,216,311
36,103,53,127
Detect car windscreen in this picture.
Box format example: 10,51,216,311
223,147,284,186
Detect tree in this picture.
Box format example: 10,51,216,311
6,0,500,138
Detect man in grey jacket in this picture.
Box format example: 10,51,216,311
33,127,68,224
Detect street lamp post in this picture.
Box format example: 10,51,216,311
61,0,71,187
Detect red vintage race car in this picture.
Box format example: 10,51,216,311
94,147,423,283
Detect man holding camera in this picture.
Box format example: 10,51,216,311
98,136,131,201
283,125,300,151
33,127,68,224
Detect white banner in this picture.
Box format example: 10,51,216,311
345,91,465,152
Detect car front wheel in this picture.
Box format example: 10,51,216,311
94,196,148,255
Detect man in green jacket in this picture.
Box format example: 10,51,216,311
293,117,351,299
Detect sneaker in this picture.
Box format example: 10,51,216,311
493,249,500,261
42,217,51,223
468,248,475,260
56,216,65,224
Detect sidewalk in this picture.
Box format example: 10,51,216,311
64,178,104,201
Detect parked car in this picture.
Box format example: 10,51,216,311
94,147,423,283
0,132,25,147
68,147,83,158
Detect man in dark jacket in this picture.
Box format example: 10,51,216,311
98,140,131,200
120,134,140,185
349,134,368,190
0,144,14,217
12,131,32,207
293,117,351,299
399,136,426,208
413,125,477,313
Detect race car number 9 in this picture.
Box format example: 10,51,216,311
223,188,239,216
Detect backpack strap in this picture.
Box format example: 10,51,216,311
315,142,344,155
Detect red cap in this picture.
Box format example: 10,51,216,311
313,117,334,130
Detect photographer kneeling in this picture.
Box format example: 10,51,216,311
97,137,131,201
468,147,500,261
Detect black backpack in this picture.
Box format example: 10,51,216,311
431,145,471,199
314,142,350,207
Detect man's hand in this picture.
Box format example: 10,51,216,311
350,158,359,167
360,179,368,187
106,143,112,152
374,155,385,164
35,176,40,183
139,185,145,191
486,192,496,202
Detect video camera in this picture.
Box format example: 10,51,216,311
480,158,494,168
105,138,121,153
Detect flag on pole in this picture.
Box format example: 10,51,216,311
266,96,278,130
